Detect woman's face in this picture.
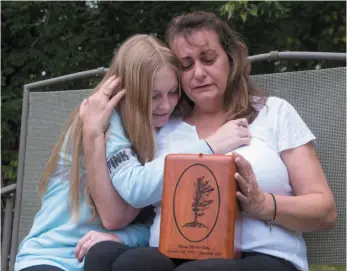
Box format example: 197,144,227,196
171,29,230,110
151,65,179,128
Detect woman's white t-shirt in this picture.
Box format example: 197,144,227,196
151,96,315,271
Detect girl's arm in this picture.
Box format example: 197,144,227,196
83,111,213,229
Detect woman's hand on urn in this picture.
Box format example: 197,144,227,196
234,152,270,219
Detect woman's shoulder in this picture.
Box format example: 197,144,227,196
252,95,286,111
265,96,288,108
259,96,295,116
253,96,299,125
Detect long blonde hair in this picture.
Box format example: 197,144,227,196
38,34,182,220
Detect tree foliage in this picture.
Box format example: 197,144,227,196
220,1,346,73
1,1,221,183
1,1,345,184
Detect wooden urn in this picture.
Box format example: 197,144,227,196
159,153,242,260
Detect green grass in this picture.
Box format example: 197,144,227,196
309,265,346,271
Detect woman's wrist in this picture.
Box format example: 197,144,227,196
257,193,276,222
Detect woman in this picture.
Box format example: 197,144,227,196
15,34,239,271
82,11,336,271
161,12,336,271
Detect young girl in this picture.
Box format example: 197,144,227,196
15,34,208,271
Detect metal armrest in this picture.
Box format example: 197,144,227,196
1,184,16,196
1,185,16,271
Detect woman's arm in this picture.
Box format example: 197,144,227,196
258,143,337,232
235,98,337,232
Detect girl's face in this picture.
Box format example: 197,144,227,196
151,65,179,128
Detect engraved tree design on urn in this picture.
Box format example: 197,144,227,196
183,176,215,228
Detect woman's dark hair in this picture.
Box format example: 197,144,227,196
166,11,265,123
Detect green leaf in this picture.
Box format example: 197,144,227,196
240,12,248,23
249,6,258,17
